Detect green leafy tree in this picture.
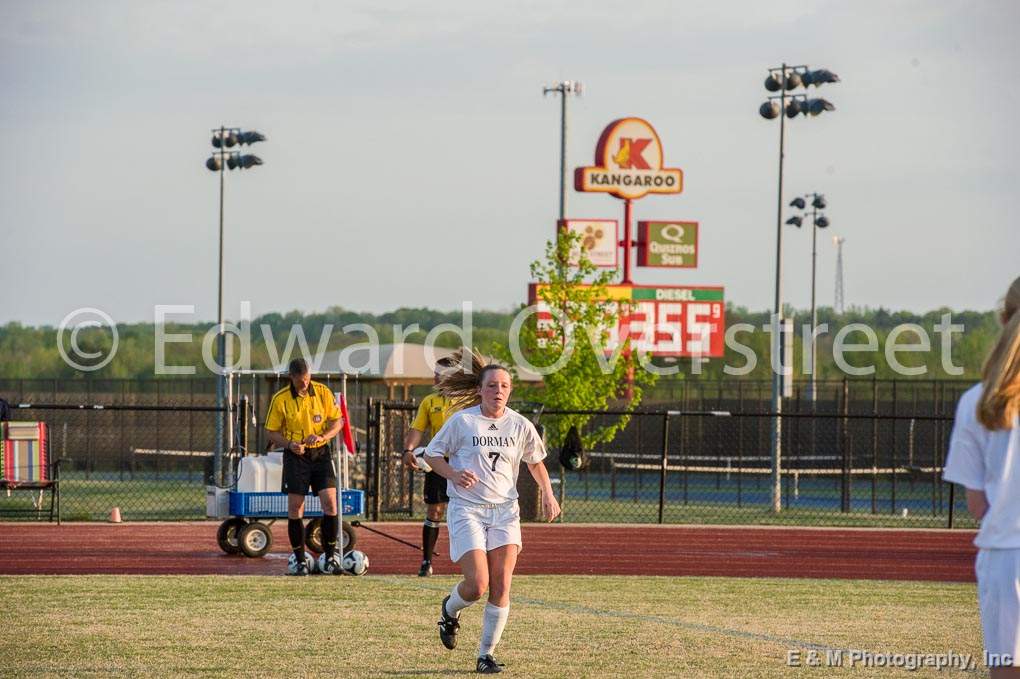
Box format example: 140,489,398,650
492,230,657,449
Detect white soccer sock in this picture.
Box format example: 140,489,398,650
477,603,510,657
445,582,476,619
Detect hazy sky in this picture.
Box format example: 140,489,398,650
1,0,1016,327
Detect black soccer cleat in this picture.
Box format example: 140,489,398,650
476,655,505,674
287,561,309,577
418,560,433,577
324,555,343,575
438,595,460,650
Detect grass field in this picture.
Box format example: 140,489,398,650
0,575,982,677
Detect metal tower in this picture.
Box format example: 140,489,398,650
833,235,846,314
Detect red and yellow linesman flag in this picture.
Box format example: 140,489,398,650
337,392,357,457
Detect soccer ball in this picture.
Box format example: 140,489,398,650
287,551,316,575
342,549,369,576
413,447,432,473
317,552,343,575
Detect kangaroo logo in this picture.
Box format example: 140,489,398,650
612,138,651,169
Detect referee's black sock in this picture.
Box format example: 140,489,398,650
422,519,441,562
288,518,305,561
322,514,339,560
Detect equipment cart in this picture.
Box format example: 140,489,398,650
207,370,364,558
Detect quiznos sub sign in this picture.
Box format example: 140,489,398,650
637,221,698,268
574,118,683,200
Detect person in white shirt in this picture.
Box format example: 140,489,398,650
424,349,560,675
944,276,1020,677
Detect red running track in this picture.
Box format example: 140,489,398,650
0,522,976,582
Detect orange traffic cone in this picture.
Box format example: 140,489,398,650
109,507,122,523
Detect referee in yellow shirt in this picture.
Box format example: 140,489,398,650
403,356,459,576
265,358,344,576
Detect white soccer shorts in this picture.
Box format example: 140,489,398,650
446,499,522,563
976,548,1020,667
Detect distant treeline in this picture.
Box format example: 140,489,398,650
0,304,1001,380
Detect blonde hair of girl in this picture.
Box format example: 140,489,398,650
435,348,509,410
978,276,1020,430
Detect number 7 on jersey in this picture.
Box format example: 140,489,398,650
488,451,501,471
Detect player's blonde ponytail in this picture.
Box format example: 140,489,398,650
435,348,509,409
977,276,1020,430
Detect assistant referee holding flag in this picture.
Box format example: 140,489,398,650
265,358,345,575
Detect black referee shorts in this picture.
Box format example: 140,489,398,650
281,445,337,495
423,469,449,505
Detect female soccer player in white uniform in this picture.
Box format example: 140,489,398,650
944,276,1020,678
423,351,560,674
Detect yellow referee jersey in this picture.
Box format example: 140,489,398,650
265,380,340,449
411,392,456,435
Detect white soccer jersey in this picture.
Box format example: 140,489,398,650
943,383,1020,549
424,405,547,505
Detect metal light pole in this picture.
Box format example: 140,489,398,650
542,81,581,523
543,80,582,221
810,201,818,401
771,69,788,514
760,64,839,512
787,194,830,405
216,127,226,487
206,128,265,485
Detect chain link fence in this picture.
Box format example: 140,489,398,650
0,404,223,521
0,375,390,521
366,401,973,529
0,377,970,414
0,377,975,525
0,376,390,433
640,378,970,418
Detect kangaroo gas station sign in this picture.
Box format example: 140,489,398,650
572,117,694,285
574,117,683,200
531,116,725,358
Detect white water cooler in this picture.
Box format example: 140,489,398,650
236,452,284,492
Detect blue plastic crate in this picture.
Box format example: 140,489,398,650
229,489,364,518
